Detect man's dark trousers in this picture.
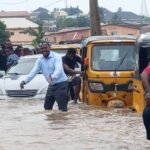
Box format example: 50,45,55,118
44,81,68,111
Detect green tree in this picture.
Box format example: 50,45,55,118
110,7,122,24
0,21,10,45
63,6,83,15
56,16,90,30
37,12,51,21
99,7,105,23
56,17,65,29
110,13,122,24
25,25,45,47
64,18,77,27
77,16,90,27
56,17,78,30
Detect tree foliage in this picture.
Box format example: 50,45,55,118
77,16,90,27
37,12,51,21
56,18,78,29
63,6,83,16
25,25,45,47
56,15,89,30
99,7,105,23
0,21,10,45
110,13,122,24
30,7,53,25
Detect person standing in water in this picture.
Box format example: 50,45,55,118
20,42,68,111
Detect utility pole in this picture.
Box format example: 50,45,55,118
64,0,68,9
141,0,149,24
141,0,148,17
90,0,102,36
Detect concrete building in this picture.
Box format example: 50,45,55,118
0,11,39,45
43,27,89,43
44,24,140,44
102,24,140,36
52,9,68,19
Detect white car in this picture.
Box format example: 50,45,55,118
0,54,48,100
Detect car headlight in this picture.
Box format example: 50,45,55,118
39,87,47,94
128,82,133,90
89,82,104,91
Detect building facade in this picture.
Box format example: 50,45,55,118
43,24,140,44
0,11,39,45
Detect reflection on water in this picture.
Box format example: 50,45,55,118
0,99,149,150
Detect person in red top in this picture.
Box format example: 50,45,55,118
141,64,150,140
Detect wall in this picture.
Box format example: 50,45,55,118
44,25,140,43
8,29,36,45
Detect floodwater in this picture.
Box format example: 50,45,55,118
0,100,149,150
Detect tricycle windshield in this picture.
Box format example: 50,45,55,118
91,44,135,71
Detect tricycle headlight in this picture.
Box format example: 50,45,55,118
89,82,104,91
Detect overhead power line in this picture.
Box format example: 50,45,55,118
141,0,148,17
0,0,29,5
44,0,63,8
64,0,68,9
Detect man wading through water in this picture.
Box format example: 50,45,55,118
62,48,83,103
20,42,68,111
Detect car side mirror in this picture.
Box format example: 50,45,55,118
0,71,5,78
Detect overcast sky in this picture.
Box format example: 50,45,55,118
0,0,149,16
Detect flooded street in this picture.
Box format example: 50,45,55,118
0,100,149,150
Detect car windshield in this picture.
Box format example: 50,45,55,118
51,49,67,55
91,44,135,71
7,58,37,75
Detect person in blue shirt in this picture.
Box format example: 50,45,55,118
5,47,19,69
20,42,68,112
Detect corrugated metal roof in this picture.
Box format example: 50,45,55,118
0,11,29,17
0,18,39,29
59,27,89,33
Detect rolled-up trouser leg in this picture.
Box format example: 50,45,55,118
44,85,55,110
54,81,68,111
143,106,150,140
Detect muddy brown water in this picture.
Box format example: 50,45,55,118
0,99,149,150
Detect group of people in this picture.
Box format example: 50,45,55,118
20,42,83,112
0,43,19,71
0,43,33,72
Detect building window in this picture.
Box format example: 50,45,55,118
128,33,133,36
111,31,118,35
102,29,107,35
10,32,14,35
19,31,25,34
53,37,56,43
